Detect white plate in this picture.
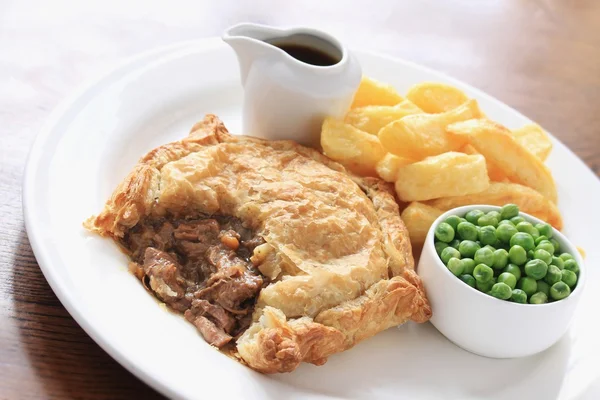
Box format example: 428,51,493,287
24,38,600,400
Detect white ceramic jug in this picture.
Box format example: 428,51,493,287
223,23,362,148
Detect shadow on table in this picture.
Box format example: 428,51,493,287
11,229,165,400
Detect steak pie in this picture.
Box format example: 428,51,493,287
85,115,431,373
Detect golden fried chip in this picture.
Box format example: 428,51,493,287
447,119,557,203
512,123,553,161
351,77,403,108
460,144,509,182
375,153,415,182
321,117,386,176
345,100,423,135
406,82,469,113
401,202,443,249
378,99,482,159
394,152,489,202
425,182,563,230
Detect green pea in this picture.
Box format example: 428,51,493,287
497,272,517,289
474,263,494,283
536,280,550,296
458,240,480,258
465,209,485,225
474,248,495,266
524,259,548,280
551,256,564,270
510,232,535,251
459,217,468,224
535,223,553,239
518,277,537,296
550,281,571,301
536,240,555,255
530,292,548,304
534,249,553,265
496,223,518,244
435,241,449,257
444,215,462,231
456,221,479,242
501,204,520,220
459,274,476,288
550,238,561,254
516,221,540,240
487,211,501,220
435,222,455,243
508,245,527,265
511,288,528,304
510,216,525,225
478,226,497,246
563,259,580,275
461,258,476,275
476,278,495,292
492,249,509,270
447,257,464,276
503,263,522,280
440,247,461,264
449,239,461,249
498,219,515,227
490,282,512,300
559,253,574,262
483,245,497,255
561,269,577,288
544,265,562,285
478,214,499,227
534,235,548,246
527,249,535,260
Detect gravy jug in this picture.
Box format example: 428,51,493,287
223,23,362,148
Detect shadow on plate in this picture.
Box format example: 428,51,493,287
10,229,164,400
272,308,572,399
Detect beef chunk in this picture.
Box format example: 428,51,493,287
174,219,220,261
142,247,190,312
186,314,232,348
187,299,236,332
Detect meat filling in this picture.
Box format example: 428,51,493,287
121,216,266,348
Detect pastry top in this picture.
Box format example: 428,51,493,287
87,115,430,373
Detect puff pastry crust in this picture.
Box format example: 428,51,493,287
86,115,431,373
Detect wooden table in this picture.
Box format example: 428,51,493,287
2,1,599,398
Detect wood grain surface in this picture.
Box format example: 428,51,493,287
1,1,599,398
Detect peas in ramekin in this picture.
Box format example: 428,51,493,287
434,204,579,304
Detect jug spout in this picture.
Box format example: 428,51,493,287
223,23,282,86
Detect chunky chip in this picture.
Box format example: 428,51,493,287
345,100,423,135
378,99,482,159
394,152,489,202
406,82,469,113
460,144,509,182
512,123,553,161
321,117,386,176
401,202,443,250
425,182,563,230
447,119,557,203
375,153,415,182
351,77,403,108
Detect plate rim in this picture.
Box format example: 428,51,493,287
22,37,600,400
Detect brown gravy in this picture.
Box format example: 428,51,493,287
269,41,340,66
